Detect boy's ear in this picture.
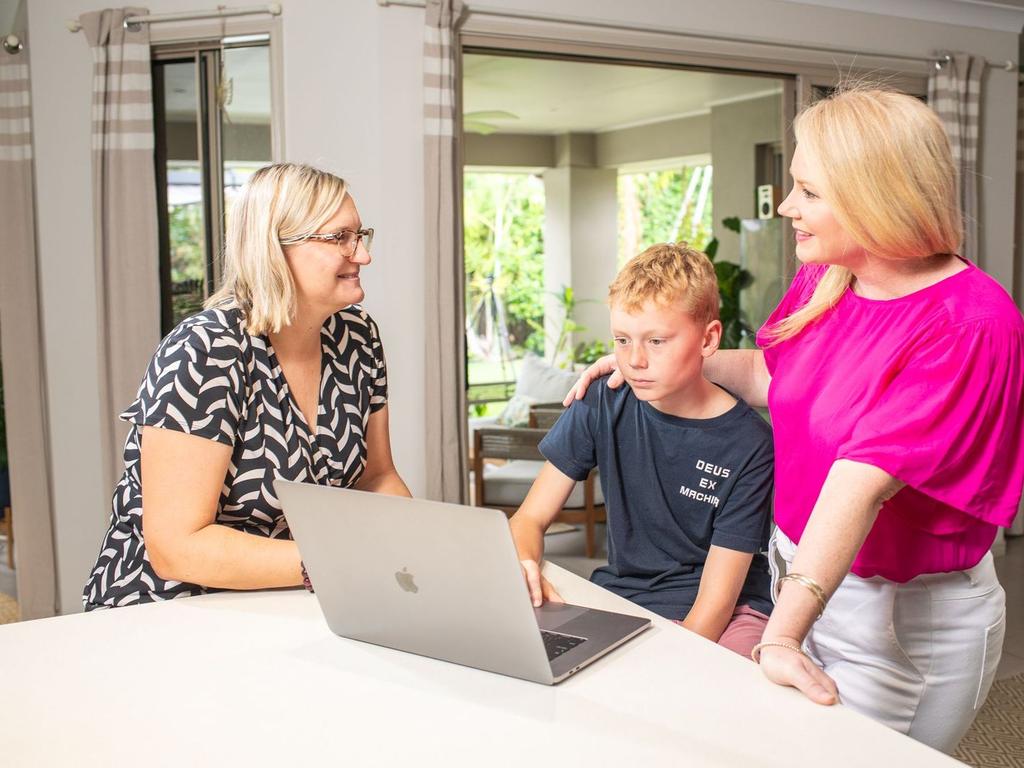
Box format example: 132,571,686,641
702,320,723,358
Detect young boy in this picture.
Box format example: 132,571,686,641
509,243,774,657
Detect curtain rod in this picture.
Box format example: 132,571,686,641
378,0,1017,72
67,3,281,33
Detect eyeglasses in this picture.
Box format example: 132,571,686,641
280,228,374,257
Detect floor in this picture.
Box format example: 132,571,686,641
546,524,1024,681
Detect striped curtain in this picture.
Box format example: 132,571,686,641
423,0,467,502
80,9,161,493
0,12,58,618
928,53,983,262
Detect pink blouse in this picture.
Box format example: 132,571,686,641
757,260,1024,581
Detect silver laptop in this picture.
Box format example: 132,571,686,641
276,480,651,685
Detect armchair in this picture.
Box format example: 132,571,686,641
473,421,605,558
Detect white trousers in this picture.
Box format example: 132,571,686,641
769,528,1006,753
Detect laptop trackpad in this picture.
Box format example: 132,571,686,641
534,602,591,633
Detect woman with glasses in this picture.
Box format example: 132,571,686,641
83,163,410,609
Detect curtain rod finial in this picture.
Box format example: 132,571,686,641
66,19,82,33
2,34,22,54
268,2,282,14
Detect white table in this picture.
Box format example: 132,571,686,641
0,563,961,767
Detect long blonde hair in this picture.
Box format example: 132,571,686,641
205,163,349,335
769,86,962,342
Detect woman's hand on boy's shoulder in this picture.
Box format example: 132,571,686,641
563,354,623,406
520,559,565,608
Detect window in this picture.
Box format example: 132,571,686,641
463,171,546,416
618,164,714,266
152,38,274,334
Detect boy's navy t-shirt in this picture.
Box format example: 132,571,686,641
539,376,774,620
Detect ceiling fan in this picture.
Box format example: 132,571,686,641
463,110,519,135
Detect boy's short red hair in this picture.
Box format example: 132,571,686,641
607,243,719,326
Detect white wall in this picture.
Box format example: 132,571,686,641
23,0,1022,613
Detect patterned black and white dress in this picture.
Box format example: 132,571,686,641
83,305,388,609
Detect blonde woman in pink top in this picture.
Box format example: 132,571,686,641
568,87,1024,752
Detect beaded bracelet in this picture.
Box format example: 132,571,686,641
301,561,314,593
775,572,828,619
750,640,808,664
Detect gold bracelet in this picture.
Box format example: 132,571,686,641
750,640,808,664
775,573,828,619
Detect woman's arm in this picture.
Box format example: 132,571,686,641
682,545,754,642
354,405,412,497
564,349,771,407
141,426,303,589
758,459,904,704
703,350,771,408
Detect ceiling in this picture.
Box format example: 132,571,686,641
462,54,783,135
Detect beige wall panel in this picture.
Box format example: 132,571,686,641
464,132,554,167
596,112,711,168
710,95,782,265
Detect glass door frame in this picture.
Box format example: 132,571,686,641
151,37,274,334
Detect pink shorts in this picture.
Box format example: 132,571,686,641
674,604,769,659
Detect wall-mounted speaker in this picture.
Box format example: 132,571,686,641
756,185,777,220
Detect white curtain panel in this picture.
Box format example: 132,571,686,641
928,53,983,262
0,11,58,618
423,0,468,502
80,8,161,493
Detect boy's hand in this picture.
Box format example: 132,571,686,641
563,354,623,406
520,559,565,607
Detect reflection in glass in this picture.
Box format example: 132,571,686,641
155,44,273,330
162,61,206,324
221,45,272,231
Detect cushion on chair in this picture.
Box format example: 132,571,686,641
513,355,579,404
495,394,537,427
482,460,603,508
491,356,577,429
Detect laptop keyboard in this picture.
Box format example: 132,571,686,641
541,630,586,661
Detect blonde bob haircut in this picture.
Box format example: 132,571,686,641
768,85,962,342
206,162,349,335
608,243,719,327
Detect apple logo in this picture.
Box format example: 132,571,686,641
395,567,418,594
